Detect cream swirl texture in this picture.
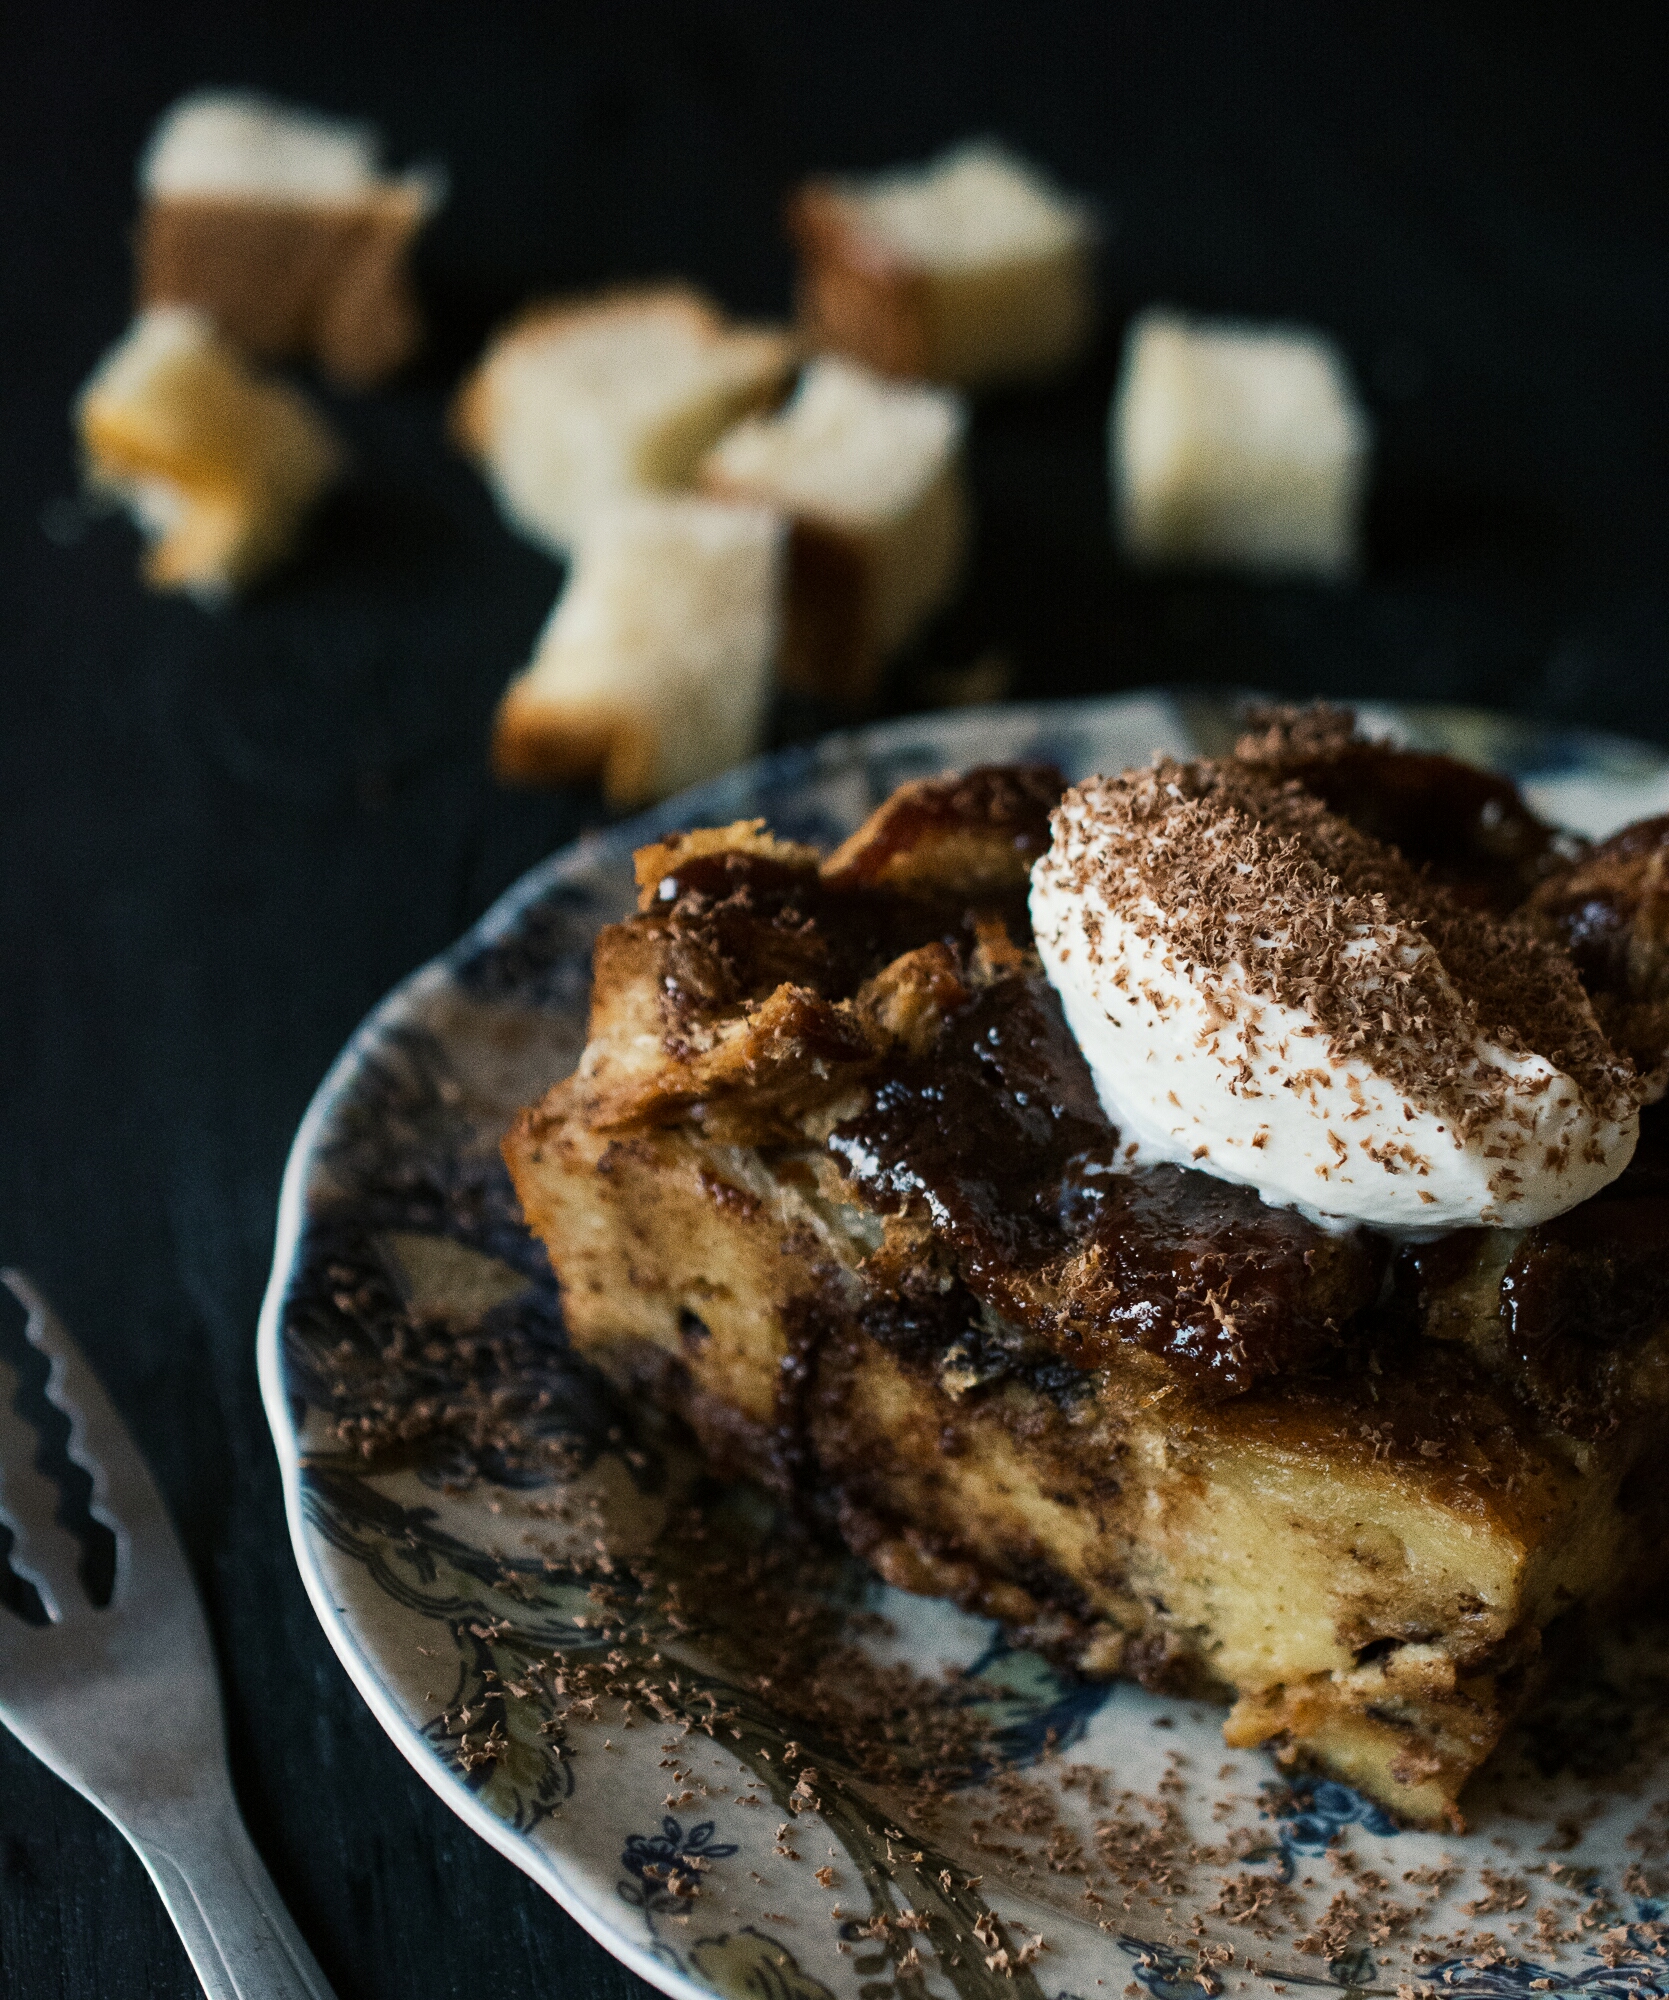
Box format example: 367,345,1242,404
1030,760,1639,1234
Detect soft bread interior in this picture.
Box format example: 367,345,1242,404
839,140,1095,271
701,357,964,526
140,90,442,211
1112,308,1371,577
76,305,343,598
493,496,784,805
456,288,794,558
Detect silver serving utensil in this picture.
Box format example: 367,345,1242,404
0,1269,336,2000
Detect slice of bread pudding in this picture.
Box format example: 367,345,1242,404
502,723,1669,1829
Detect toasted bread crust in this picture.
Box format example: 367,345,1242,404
448,347,494,461
787,182,1095,388
633,823,823,905
777,515,876,704
491,679,660,804
137,189,428,385
787,186,935,379
820,762,1061,893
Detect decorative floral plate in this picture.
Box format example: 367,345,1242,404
259,693,1669,2000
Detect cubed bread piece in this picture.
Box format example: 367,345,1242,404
453,286,795,560
75,305,345,601
787,140,1097,388
699,358,968,706
136,91,443,386
1111,308,1371,578
492,497,785,807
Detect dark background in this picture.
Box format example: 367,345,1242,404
3,5,1668,1994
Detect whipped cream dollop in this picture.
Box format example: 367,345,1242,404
1030,758,1640,1234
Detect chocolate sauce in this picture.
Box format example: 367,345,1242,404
828,975,1107,1253
646,851,938,1023
1392,1110,1669,1437
646,842,1042,1040
1048,1159,1383,1392
1498,1197,1669,1436
1524,815,1669,1082
829,972,1384,1396
1532,814,1669,991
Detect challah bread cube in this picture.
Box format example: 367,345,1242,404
1112,308,1371,578
492,497,785,807
453,287,795,560
787,140,1097,388
75,306,345,601
699,357,968,707
136,91,443,386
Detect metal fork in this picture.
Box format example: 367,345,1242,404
0,1269,336,2000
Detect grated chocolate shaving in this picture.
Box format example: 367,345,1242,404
1043,755,1638,1144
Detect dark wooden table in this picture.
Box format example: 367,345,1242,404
3,5,1667,1994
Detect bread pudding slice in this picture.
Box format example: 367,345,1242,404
503,744,1669,1830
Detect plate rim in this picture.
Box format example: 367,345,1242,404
255,688,1669,1998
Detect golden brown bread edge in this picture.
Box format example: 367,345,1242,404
785,181,1096,388
500,794,1669,1829
490,690,665,804
137,189,428,386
